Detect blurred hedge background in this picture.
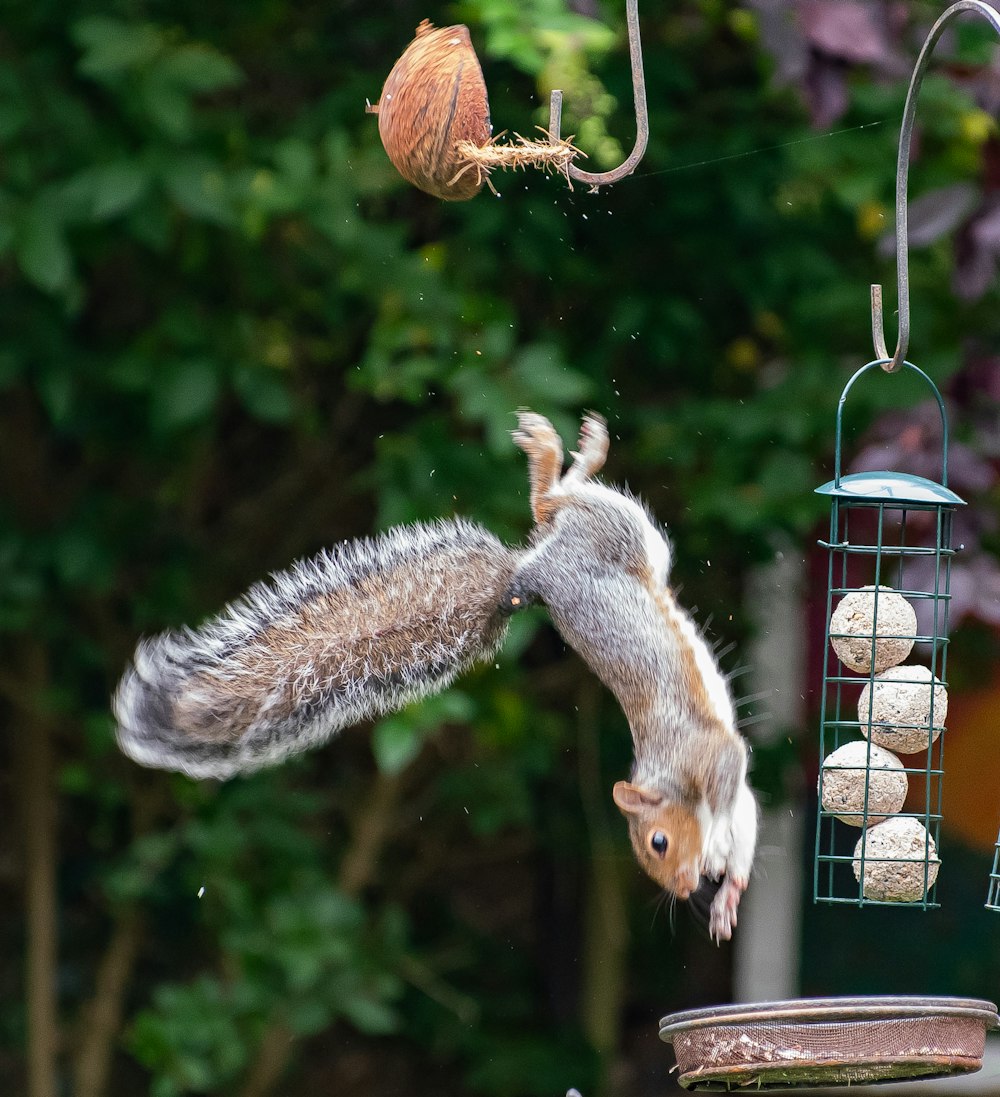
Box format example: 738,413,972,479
3,1,1000,1095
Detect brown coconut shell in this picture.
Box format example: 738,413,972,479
374,20,492,201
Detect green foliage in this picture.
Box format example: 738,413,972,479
373,692,477,775
4,1,1000,1095
130,978,252,1097
115,776,408,1093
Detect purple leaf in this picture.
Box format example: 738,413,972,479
849,401,997,493
971,198,1000,250
749,0,810,87
911,554,1000,630
945,441,999,493
796,0,893,64
804,55,850,129
953,222,998,301
951,354,1000,403
878,183,978,257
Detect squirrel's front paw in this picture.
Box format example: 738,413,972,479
708,876,747,943
702,850,727,882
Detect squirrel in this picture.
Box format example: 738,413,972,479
114,410,758,941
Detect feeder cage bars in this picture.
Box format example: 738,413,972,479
987,840,1000,911
814,362,963,908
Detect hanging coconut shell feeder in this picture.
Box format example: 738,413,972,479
367,3,649,200
368,20,503,200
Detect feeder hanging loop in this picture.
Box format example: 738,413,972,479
546,0,649,189
873,0,1000,373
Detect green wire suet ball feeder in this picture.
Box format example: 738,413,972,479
813,364,961,907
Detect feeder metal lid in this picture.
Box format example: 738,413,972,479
815,471,965,506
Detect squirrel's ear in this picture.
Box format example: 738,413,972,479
612,780,663,815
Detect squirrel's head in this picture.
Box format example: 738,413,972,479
612,780,702,900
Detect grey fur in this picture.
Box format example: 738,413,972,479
509,409,757,941
113,411,758,938
114,518,516,779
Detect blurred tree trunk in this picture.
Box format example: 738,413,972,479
237,1022,295,1097
734,545,807,1002
580,842,628,1084
577,680,629,1096
72,909,143,1097
11,642,59,1097
71,781,164,1097
238,767,406,1097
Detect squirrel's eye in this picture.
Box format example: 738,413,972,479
649,830,669,858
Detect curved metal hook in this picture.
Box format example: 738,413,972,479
547,0,648,189
873,0,1000,373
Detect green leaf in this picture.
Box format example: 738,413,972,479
59,762,92,794
0,350,24,388
89,161,151,220
373,691,476,775
0,197,14,257
53,526,110,588
0,70,29,141
152,358,221,430
163,157,233,223
232,366,294,423
35,364,75,424
143,75,194,141
511,345,593,405
274,137,316,188
158,44,243,94
341,994,399,1035
16,201,72,293
371,717,423,775
74,18,163,78
284,997,332,1037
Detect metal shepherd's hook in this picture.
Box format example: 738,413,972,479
873,0,1000,373
547,0,648,188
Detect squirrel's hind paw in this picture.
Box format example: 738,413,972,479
565,412,609,482
511,411,562,454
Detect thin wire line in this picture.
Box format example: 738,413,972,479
640,120,885,179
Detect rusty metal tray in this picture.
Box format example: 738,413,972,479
659,996,998,1090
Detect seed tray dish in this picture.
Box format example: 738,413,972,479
659,996,998,1091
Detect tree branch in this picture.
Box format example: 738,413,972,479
339,768,405,899
236,1021,295,1097
237,765,407,1097
12,641,59,1097
72,909,143,1097
576,680,629,1093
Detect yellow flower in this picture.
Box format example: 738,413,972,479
960,110,996,147
726,337,761,372
857,200,887,241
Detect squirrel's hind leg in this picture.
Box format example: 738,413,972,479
512,411,565,525
562,412,609,488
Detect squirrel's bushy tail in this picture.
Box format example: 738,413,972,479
114,518,517,779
